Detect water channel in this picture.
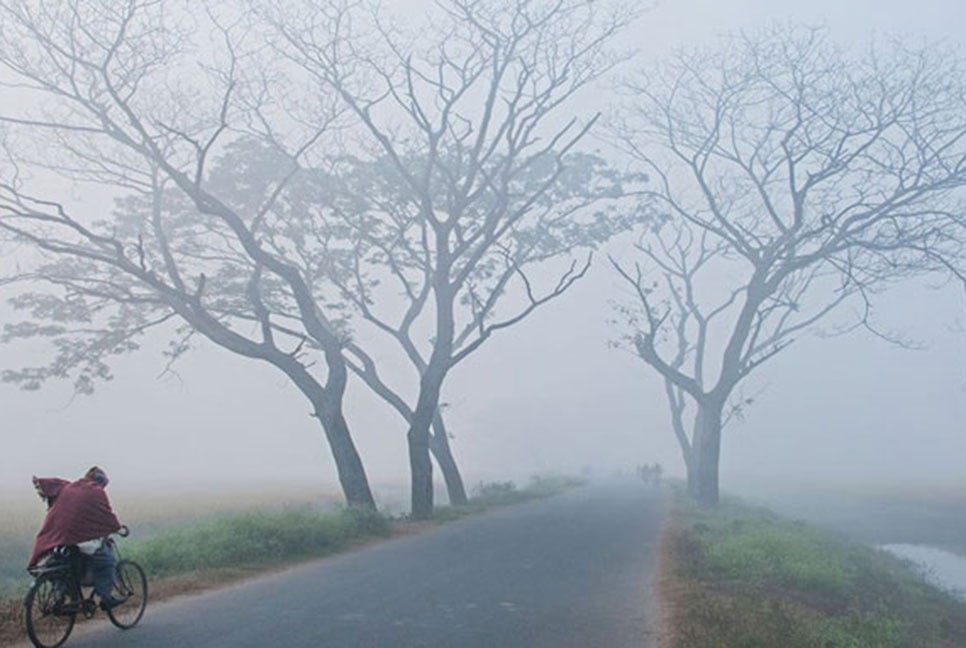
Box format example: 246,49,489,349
880,544,966,599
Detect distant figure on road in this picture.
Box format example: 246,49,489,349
636,462,663,485
28,466,128,610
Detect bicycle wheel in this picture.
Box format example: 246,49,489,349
106,560,147,629
24,573,76,648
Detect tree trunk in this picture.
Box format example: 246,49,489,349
408,416,434,520
408,372,443,519
688,400,723,507
685,451,698,496
430,413,468,505
316,401,377,510
685,405,705,497
273,352,376,510
320,349,377,509
665,380,695,494
407,255,457,519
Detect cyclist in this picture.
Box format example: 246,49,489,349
28,466,128,610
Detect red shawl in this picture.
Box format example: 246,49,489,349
28,477,122,567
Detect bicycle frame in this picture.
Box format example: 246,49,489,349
27,538,123,619
25,529,145,648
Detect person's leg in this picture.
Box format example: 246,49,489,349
90,543,117,602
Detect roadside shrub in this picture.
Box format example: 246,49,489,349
469,481,525,507
474,481,516,497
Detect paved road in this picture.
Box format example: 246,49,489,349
60,482,665,648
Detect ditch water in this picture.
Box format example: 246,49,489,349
880,544,966,600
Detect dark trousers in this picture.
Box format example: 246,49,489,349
89,544,117,601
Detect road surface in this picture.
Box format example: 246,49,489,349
55,481,665,647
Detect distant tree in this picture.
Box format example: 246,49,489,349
0,1,379,508
262,0,645,517
611,27,966,506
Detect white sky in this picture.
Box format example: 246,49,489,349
1,0,964,500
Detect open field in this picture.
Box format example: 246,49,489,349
658,487,966,647
738,485,966,557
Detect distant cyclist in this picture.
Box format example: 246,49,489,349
28,467,128,610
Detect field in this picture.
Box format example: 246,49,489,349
740,485,966,557
658,487,966,648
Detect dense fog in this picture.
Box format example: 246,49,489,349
0,0,962,500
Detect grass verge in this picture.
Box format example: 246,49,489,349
1,475,582,646
658,487,966,647
123,507,391,579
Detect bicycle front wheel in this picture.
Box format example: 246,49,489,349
24,573,76,648
106,559,147,629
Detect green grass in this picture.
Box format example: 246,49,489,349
1,508,392,598
665,488,966,648
0,505,392,646
123,507,392,578
0,488,352,599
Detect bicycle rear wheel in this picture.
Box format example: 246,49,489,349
106,559,147,629
24,573,76,648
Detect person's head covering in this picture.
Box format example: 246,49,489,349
84,466,109,488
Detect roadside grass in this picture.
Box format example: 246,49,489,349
660,487,966,647
120,475,582,578
123,507,392,578
0,475,582,646
0,507,392,647
0,488,350,600
0,497,48,600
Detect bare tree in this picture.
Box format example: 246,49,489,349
0,1,378,508
612,27,966,506
262,0,642,517
331,150,636,508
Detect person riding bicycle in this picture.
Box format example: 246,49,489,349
28,467,128,610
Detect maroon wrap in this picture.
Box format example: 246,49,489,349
28,477,122,567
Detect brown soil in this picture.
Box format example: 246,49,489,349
0,599,21,647
653,509,685,648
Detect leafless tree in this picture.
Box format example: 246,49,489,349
612,26,966,506
0,0,644,518
329,149,637,510
261,0,642,517
0,0,378,508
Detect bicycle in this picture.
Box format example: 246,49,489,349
23,528,148,648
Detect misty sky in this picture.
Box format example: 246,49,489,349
1,0,964,498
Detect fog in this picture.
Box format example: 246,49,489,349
1,0,963,500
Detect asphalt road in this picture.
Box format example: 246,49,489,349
59,481,665,648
